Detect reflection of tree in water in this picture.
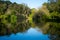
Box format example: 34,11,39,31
35,22,60,40
0,21,31,36
48,22,60,40
14,21,31,33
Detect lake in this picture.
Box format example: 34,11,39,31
0,27,49,40
0,22,60,40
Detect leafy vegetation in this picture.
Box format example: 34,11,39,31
0,1,60,40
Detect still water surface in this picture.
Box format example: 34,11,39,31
0,22,60,40
0,28,49,40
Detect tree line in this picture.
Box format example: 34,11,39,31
0,0,60,37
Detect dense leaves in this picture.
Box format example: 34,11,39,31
0,0,31,35
0,1,60,40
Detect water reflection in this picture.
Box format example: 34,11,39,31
0,22,31,36
0,28,49,40
0,19,60,40
47,22,60,40
35,22,60,40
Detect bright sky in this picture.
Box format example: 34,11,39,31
10,0,48,8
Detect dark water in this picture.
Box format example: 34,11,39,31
0,22,60,40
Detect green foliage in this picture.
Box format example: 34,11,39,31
11,15,17,24
0,0,60,37
48,0,60,13
0,0,31,25
0,15,7,24
50,11,60,19
0,0,31,35
0,14,17,24
33,10,48,24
